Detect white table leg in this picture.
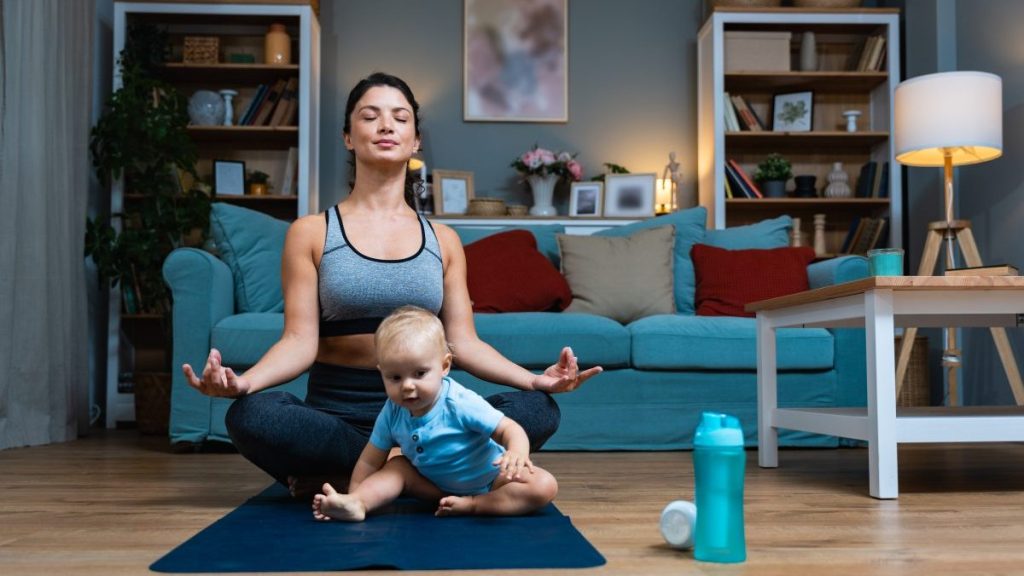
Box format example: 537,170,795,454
865,290,899,499
757,313,779,468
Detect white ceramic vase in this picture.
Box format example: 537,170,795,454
823,162,852,198
528,174,559,216
800,31,818,71
188,90,225,126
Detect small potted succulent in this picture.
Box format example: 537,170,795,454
248,170,272,196
754,153,793,198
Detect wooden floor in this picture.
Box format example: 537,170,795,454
3,432,1024,575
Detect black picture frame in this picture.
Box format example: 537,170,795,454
213,159,246,196
772,90,814,132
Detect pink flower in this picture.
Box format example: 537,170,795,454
567,160,582,181
538,148,556,166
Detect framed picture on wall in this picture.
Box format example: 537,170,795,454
569,181,603,217
463,0,568,122
603,173,656,218
772,91,814,132
213,159,246,196
432,170,475,215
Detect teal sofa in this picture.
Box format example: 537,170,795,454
163,204,868,451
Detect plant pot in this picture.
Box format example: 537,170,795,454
134,372,171,435
249,182,268,196
761,179,787,198
793,175,817,198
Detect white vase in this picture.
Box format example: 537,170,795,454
528,174,559,216
800,31,818,71
823,162,851,198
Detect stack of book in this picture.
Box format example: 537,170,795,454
849,35,887,72
854,161,890,198
723,93,765,132
723,159,762,199
236,77,299,127
840,216,888,255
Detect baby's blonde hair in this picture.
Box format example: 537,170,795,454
375,305,450,361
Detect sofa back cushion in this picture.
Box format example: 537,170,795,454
691,244,815,317
559,225,676,324
463,230,572,313
454,224,566,268
209,203,288,313
703,214,791,249
595,206,707,315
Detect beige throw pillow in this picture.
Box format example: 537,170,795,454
558,225,676,324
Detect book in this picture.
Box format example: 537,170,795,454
730,95,763,131
867,35,887,71
875,162,890,198
270,77,299,127
840,216,864,254
870,158,885,198
252,78,288,126
728,158,762,198
239,84,266,126
849,217,883,255
723,161,753,198
855,161,877,198
723,92,741,132
945,264,1020,277
280,146,299,196
857,35,879,71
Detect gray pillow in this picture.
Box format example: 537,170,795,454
558,225,676,324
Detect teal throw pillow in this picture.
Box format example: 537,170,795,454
595,206,707,315
453,223,566,268
703,215,792,250
209,203,289,313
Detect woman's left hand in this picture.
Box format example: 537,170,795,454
532,346,603,394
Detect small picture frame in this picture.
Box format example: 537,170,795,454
432,170,475,215
569,181,603,217
213,159,246,196
772,91,814,132
603,173,656,218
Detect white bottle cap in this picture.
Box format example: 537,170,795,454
660,500,697,549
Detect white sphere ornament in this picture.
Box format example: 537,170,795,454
188,90,225,126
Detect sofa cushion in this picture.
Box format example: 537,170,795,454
691,244,815,317
212,313,284,367
629,315,834,371
473,312,630,369
559,225,676,324
596,206,707,315
703,214,791,249
463,230,572,313
209,203,289,313
454,224,566,268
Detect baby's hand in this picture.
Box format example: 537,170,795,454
493,450,535,481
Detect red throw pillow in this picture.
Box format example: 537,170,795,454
691,243,815,317
463,230,572,313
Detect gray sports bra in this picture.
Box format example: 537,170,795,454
318,206,444,336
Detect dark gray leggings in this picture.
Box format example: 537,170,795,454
224,363,561,486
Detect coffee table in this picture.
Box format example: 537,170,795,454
748,276,1024,498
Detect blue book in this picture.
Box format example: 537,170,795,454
240,84,267,126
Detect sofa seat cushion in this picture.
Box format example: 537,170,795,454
629,315,833,370
212,313,284,367
474,312,630,369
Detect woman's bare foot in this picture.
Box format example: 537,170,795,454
435,495,476,517
312,483,366,522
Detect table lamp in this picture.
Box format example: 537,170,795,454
893,71,1022,404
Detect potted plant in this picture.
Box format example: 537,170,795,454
248,170,272,196
754,153,793,198
85,24,211,434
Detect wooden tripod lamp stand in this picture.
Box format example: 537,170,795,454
893,71,1023,405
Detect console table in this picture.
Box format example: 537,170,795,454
749,276,1024,498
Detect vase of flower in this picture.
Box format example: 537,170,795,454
511,145,583,217
528,174,559,216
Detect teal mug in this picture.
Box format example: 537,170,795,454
868,248,904,276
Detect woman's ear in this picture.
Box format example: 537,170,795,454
343,131,353,151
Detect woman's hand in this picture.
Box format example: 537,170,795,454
182,348,251,398
531,346,603,394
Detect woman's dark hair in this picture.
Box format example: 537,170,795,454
344,73,423,207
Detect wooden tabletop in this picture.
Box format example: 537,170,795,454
746,276,1024,313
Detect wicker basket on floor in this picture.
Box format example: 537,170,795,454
896,335,929,407
134,372,171,435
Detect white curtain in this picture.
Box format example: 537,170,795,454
0,0,93,449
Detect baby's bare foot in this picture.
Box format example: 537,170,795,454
435,495,476,517
312,483,366,522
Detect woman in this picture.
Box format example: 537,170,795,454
182,72,601,494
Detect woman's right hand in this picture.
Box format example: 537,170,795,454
182,348,251,398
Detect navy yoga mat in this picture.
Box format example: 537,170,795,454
151,484,605,572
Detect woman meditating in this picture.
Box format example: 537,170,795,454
182,72,602,495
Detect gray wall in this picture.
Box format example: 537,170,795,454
320,0,703,211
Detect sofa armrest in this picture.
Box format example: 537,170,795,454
807,255,869,411
163,248,235,444
807,255,868,289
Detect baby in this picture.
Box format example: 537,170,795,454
312,306,558,520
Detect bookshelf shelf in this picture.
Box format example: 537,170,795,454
162,62,299,83
698,7,901,257
187,125,299,149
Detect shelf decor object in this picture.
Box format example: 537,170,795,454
892,70,1019,404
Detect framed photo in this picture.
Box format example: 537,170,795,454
569,181,603,217
432,170,475,215
463,0,568,123
603,173,656,218
213,159,246,196
772,91,814,132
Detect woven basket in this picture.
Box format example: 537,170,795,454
506,204,529,216
467,198,507,216
709,0,783,8
183,36,219,64
134,372,171,435
896,335,930,407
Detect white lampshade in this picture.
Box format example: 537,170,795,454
894,71,1003,167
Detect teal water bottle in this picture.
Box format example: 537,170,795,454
693,412,746,563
